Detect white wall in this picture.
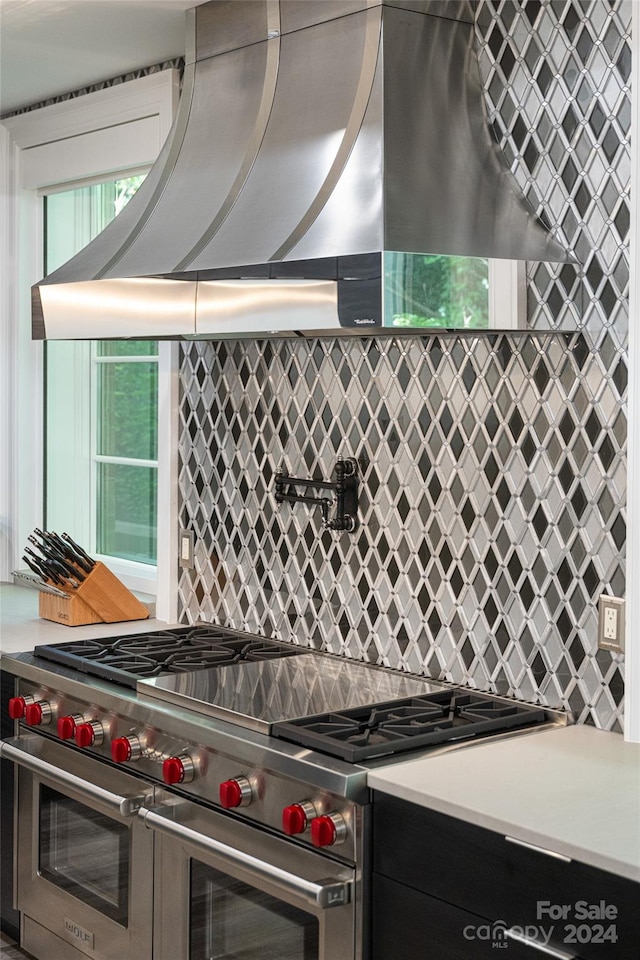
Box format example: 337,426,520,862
625,6,640,741
0,122,14,582
0,121,44,590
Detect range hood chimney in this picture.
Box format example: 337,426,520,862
32,0,572,340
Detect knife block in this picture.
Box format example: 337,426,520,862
38,561,150,626
38,591,103,627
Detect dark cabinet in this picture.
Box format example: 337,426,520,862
1,669,20,940
372,793,639,960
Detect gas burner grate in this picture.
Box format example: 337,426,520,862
272,689,548,761
34,626,307,688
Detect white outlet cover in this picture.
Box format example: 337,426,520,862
598,595,625,653
603,607,618,640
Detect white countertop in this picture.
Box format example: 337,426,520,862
0,582,168,654
368,723,640,882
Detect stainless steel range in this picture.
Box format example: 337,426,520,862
1,625,565,960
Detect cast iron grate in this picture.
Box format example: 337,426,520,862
34,626,308,688
272,688,547,761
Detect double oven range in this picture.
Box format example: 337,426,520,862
1,625,565,960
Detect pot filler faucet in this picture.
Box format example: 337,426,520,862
274,458,359,533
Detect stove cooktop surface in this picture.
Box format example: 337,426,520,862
137,654,444,734
34,625,309,689
31,625,555,763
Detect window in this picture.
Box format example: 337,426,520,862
95,341,158,564
2,70,179,612
385,252,490,329
384,252,525,330
45,177,159,568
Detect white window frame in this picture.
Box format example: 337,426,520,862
488,260,526,329
0,71,180,621
45,336,162,594
44,181,161,591
92,345,161,584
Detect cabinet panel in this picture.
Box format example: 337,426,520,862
372,874,573,960
373,794,638,960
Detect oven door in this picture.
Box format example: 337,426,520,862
142,795,359,960
1,735,154,960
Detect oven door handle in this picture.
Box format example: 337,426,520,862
140,805,352,910
0,738,149,816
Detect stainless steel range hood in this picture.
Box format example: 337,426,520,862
32,0,572,340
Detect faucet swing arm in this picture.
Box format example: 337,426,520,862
274,458,359,533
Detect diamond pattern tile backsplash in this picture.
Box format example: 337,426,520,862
178,0,629,731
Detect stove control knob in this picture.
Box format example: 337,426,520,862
310,813,347,848
282,801,317,836
75,720,104,748
219,777,252,809
112,736,143,764
162,755,195,785
57,714,84,740
8,695,36,720
25,701,53,726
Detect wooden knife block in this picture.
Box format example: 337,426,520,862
38,561,150,626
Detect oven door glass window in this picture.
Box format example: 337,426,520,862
190,861,319,960
39,785,130,925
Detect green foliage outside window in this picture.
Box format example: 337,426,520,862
114,175,146,216
385,252,489,329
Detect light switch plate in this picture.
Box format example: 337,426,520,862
597,595,625,653
179,529,194,569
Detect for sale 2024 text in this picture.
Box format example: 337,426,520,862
463,900,619,949
537,900,618,946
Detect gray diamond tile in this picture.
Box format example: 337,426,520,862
176,2,628,733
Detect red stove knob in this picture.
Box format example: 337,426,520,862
219,777,252,809
57,714,84,740
282,800,317,836
75,720,104,748
162,755,195,785
111,736,142,764
310,813,348,848
25,701,53,726
8,697,28,719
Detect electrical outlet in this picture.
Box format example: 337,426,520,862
598,595,625,654
179,529,194,569
603,606,617,640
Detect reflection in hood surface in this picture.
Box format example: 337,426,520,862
32,0,572,340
